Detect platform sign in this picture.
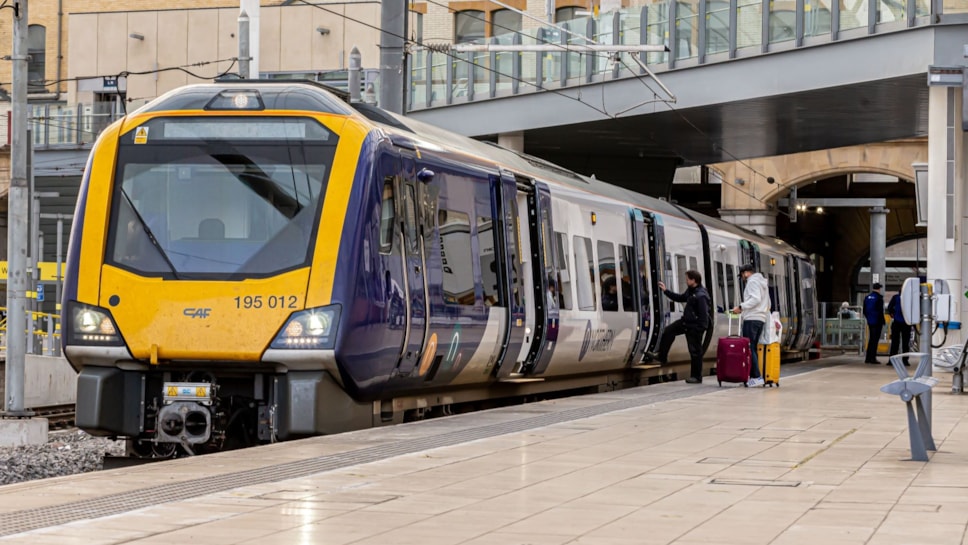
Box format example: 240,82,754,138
36,284,44,302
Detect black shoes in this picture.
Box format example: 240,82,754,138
865,360,880,365
685,377,702,384
644,351,666,364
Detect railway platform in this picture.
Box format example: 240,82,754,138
2,355,968,545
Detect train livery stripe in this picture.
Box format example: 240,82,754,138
75,122,124,304
305,118,369,308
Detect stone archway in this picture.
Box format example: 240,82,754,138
712,139,927,214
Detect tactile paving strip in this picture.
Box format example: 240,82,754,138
0,362,830,537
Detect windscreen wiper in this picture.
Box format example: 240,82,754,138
120,188,180,280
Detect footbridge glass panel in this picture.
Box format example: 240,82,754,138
407,0,954,111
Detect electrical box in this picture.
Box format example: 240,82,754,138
935,293,954,323
900,277,921,325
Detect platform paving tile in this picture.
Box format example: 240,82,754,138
6,360,968,543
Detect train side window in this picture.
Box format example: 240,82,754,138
675,254,687,310
379,178,395,254
715,260,727,313
725,263,737,309
688,256,698,272
598,241,617,312
478,215,500,306
404,185,418,254
768,273,779,312
619,245,634,312
439,209,475,305
574,235,597,311
554,232,573,310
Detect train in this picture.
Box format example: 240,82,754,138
62,81,818,457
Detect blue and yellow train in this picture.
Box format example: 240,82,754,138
63,81,818,456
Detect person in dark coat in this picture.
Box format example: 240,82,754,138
886,292,911,367
863,282,886,364
647,270,711,383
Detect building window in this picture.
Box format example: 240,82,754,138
556,6,582,22
491,9,522,38
455,10,486,43
27,25,46,93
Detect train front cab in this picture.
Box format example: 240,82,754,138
63,85,389,452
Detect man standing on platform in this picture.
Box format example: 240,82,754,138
732,264,770,388
863,282,886,364
886,290,910,367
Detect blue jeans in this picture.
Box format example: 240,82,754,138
742,320,765,379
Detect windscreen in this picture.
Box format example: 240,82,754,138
107,117,338,278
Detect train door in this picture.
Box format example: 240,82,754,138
489,172,528,379
784,256,800,349
393,153,428,376
629,209,664,363
524,182,559,375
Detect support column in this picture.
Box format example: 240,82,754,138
717,209,778,237
498,131,525,153
928,86,964,344
869,206,888,289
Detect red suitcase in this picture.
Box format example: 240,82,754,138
717,314,751,386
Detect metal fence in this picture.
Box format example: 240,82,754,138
818,302,867,353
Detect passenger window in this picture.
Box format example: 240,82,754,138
620,245,634,312
688,256,698,272
574,235,596,311
675,254,688,310
404,185,418,254
715,260,727,313
598,241,617,312
439,209,474,305
379,178,395,254
555,232,573,310
477,215,500,306
725,264,736,309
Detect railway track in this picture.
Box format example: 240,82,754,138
29,404,76,429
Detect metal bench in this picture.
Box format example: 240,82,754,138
879,352,938,461
931,340,968,394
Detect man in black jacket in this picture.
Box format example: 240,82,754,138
647,270,711,383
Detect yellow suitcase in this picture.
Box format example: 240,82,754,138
757,342,781,387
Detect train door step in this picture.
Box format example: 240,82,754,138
499,375,545,383
630,364,662,370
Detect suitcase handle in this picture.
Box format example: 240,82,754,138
728,312,742,337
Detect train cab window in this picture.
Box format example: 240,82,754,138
619,245,634,312
725,264,737,309
478,215,500,306
379,178,395,254
439,209,475,305
108,118,336,277
574,235,596,311
598,241,618,312
554,232,573,309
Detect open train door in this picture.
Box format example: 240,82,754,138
629,209,665,364
523,181,559,375
391,152,429,377
489,171,528,380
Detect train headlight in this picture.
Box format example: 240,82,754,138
66,301,124,346
270,305,340,349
